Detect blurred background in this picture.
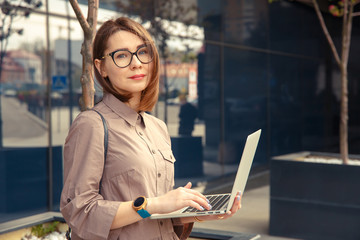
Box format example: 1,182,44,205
1,0,360,238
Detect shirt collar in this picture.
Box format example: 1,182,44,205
102,93,146,127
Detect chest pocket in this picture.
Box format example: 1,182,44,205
158,149,176,182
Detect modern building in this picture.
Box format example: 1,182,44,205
0,56,26,85
1,0,360,235
6,50,43,85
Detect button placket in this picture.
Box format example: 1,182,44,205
135,126,163,194
135,128,154,160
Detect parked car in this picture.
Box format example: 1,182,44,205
4,89,17,97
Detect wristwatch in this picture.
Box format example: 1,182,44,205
132,196,151,218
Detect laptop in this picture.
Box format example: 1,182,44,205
150,129,261,219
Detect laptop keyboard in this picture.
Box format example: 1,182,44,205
182,194,231,213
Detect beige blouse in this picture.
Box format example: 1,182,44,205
60,93,181,240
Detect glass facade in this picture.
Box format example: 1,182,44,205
1,0,360,225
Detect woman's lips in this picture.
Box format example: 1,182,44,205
129,74,145,80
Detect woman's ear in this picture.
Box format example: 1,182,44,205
94,59,107,78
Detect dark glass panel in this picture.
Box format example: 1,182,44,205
197,44,221,161
223,48,267,165
223,0,268,49
269,54,303,156
198,0,222,42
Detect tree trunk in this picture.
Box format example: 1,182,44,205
338,0,353,164
79,33,95,110
69,0,98,111
340,65,348,164
311,0,355,164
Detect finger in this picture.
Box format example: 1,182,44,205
181,187,209,203
236,191,242,204
238,191,242,208
184,192,212,210
229,192,242,213
184,199,208,211
238,192,242,208
217,213,229,220
177,185,210,209
184,182,192,189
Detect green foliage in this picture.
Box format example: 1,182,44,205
31,221,60,238
328,0,360,17
181,52,197,63
329,0,345,16
268,0,360,16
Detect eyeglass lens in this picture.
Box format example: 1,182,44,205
112,45,153,68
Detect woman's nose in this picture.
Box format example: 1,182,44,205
129,55,142,69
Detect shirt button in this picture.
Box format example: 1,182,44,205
67,198,71,203
160,221,163,226
152,149,156,154
170,155,173,159
158,173,161,178
139,132,143,136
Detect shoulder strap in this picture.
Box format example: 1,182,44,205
91,109,108,194
91,109,108,160
66,109,109,240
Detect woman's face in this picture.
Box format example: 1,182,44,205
96,30,153,98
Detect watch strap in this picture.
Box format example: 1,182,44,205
137,208,151,218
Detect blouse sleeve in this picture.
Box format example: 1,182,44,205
60,111,121,240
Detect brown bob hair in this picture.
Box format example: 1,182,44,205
93,17,160,112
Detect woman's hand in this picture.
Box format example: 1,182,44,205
147,182,212,215
187,191,242,223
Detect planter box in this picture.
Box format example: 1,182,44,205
171,136,203,178
270,151,360,240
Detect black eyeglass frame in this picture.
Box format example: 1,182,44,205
101,44,154,68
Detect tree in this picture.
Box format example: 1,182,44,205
68,0,98,111
0,0,42,82
272,0,360,163
309,0,360,164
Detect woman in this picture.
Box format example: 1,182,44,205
60,17,242,240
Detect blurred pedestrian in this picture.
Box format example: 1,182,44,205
178,94,197,136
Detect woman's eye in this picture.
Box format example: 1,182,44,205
138,49,148,55
115,52,129,59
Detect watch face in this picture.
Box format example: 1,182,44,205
134,197,145,207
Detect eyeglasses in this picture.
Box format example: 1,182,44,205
101,44,154,68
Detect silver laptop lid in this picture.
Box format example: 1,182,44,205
227,129,261,211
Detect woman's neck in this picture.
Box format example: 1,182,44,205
126,93,141,112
